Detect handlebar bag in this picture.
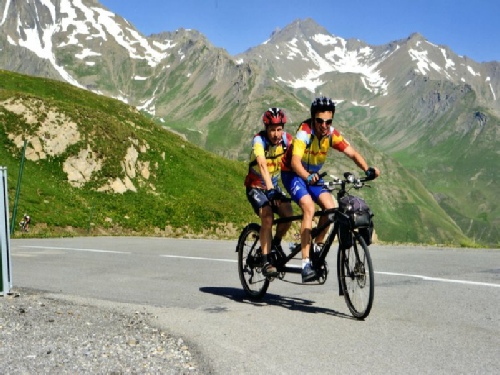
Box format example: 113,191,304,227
339,195,373,227
338,195,374,246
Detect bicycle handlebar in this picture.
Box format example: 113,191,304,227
305,171,328,186
320,171,371,191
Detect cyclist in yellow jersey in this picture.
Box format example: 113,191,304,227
244,108,294,277
282,97,380,282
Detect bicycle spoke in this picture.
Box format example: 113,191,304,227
339,235,374,319
237,224,269,299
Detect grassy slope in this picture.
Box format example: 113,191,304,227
0,69,255,237
388,98,499,246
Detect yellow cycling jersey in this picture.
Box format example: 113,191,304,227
282,120,350,173
245,130,292,188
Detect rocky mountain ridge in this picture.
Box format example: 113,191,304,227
1,0,498,245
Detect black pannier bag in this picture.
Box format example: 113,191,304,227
338,195,374,248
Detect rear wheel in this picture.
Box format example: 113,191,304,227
339,233,374,319
237,223,269,299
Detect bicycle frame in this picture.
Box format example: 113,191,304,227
273,207,352,292
271,174,371,289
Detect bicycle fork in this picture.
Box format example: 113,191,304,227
337,231,365,295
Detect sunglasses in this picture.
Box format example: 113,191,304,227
315,118,333,125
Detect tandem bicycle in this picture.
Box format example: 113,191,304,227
236,172,375,319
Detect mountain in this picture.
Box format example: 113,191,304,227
1,1,498,246
238,20,499,113
0,0,286,159
0,68,467,245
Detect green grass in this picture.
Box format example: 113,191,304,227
0,69,255,238
389,107,500,246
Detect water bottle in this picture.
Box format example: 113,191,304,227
313,243,322,253
288,242,300,254
270,248,277,264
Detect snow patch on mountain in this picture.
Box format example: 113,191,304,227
1,0,11,26
277,33,389,95
137,97,155,114
6,0,173,90
92,7,168,67
13,13,84,88
285,38,306,60
440,48,455,70
153,39,177,51
486,77,497,100
467,65,480,77
75,48,101,60
409,49,442,75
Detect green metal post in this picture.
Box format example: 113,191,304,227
88,204,94,233
10,139,27,234
1,167,13,295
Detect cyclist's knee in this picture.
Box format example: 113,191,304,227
259,205,274,226
318,192,335,209
300,198,315,218
278,202,293,217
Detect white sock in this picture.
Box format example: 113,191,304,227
302,258,310,268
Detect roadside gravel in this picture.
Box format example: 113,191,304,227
0,288,207,374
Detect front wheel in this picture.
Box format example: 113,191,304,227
237,223,269,299
339,233,374,319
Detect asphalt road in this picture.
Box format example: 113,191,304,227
8,237,500,374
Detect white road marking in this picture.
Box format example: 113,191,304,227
17,247,498,288
160,255,236,263
160,255,500,288
376,271,500,288
20,246,130,254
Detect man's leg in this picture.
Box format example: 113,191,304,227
259,205,274,256
246,188,277,276
259,205,278,276
281,173,316,282
298,195,317,282
274,201,293,246
315,192,336,243
298,195,315,260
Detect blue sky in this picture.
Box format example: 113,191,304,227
99,0,500,63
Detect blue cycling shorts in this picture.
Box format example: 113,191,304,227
281,171,328,204
246,185,288,215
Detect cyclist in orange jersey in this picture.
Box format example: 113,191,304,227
244,108,294,277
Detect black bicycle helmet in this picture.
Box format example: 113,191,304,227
310,96,335,118
262,107,287,126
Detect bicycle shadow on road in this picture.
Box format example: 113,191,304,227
199,286,354,320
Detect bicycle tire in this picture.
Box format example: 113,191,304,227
339,233,374,319
237,223,270,299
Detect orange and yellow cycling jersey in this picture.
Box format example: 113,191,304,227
282,120,350,173
244,130,292,189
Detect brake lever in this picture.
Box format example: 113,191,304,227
324,181,337,190
329,174,340,182
353,179,364,189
